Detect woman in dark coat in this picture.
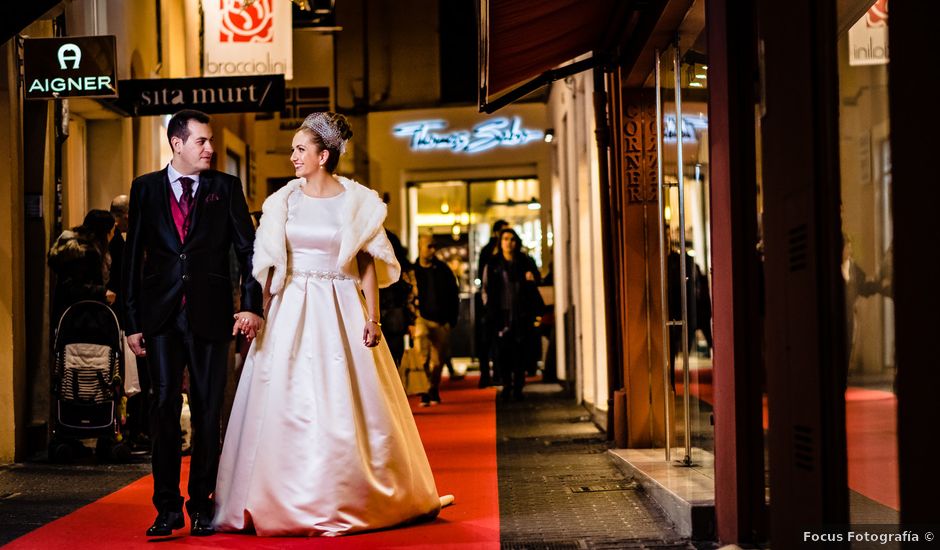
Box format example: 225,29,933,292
379,229,417,367
47,209,116,323
482,228,542,400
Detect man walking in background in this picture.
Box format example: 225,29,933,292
109,194,151,449
108,195,129,322
414,234,459,406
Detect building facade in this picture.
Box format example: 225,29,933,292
482,0,937,545
3,0,936,547
1,0,570,464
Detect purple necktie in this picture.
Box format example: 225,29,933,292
179,177,194,237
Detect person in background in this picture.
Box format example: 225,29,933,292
414,234,460,406
842,238,882,374
474,219,508,388
380,229,417,367
666,247,699,389
108,195,129,324
538,262,557,382
109,195,151,450
482,228,542,401
48,209,117,323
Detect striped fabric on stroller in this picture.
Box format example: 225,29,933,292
49,300,128,462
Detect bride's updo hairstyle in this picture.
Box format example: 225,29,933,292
298,112,353,173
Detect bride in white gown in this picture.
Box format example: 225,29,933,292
213,112,451,537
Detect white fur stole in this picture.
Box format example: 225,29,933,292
251,176,400,295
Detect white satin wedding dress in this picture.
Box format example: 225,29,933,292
213,190,441,536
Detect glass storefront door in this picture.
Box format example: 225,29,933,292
655,42,714,466
836,0,898,525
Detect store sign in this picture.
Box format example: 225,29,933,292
622,92,658,204
24,36,117,100
114,75,285,116
663,114,708,143
848,0,888,66
393,117,544,154
203,0,293,80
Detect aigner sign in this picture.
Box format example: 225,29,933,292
24,36,118,100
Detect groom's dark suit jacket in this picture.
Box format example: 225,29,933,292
124,167,262,340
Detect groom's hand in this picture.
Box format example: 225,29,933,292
233,312,263,341
127,333,146,357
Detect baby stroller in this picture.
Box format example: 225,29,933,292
49,300,130,463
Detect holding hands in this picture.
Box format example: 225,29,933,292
233,312,264,342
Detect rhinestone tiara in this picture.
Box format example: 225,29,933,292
300,112,347,154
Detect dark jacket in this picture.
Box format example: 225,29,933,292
48,228,109,323
482,253,542,336
380,269,417,335
477,238,499,281
666,251,714,334
414,257,459,326
107,231,125,326
123,167,262,340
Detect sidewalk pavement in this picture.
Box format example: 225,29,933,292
495,380,716,549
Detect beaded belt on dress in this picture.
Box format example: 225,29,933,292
287,268,351,280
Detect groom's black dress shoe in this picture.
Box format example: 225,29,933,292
146,510,184,536
189,512,215,536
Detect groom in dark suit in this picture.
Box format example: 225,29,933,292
124,109,263,537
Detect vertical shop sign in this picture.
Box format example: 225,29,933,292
848,0,888,66
203,0,293,79
621,91,658,204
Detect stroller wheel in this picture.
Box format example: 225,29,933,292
110,442,131,463
49,440,74,463
96,438,131,463
95,437,112,461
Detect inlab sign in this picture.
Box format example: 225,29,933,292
24,36,118,100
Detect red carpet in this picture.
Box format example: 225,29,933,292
4,375,499,549
679,369,899,511
845,387,899,510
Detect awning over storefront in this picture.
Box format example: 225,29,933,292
1,0,62,44
479,0,625,113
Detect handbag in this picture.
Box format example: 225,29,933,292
398,335,430,396
122,331,141,397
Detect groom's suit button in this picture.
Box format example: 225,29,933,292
182,275,191,281
179,253,187,260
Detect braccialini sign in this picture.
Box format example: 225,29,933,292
203,0,293,80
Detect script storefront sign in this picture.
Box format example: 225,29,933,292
114,75,285,116
393,117,543,154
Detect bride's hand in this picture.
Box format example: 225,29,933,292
363,319,382,347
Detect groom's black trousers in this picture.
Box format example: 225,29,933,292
146,306,230,517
